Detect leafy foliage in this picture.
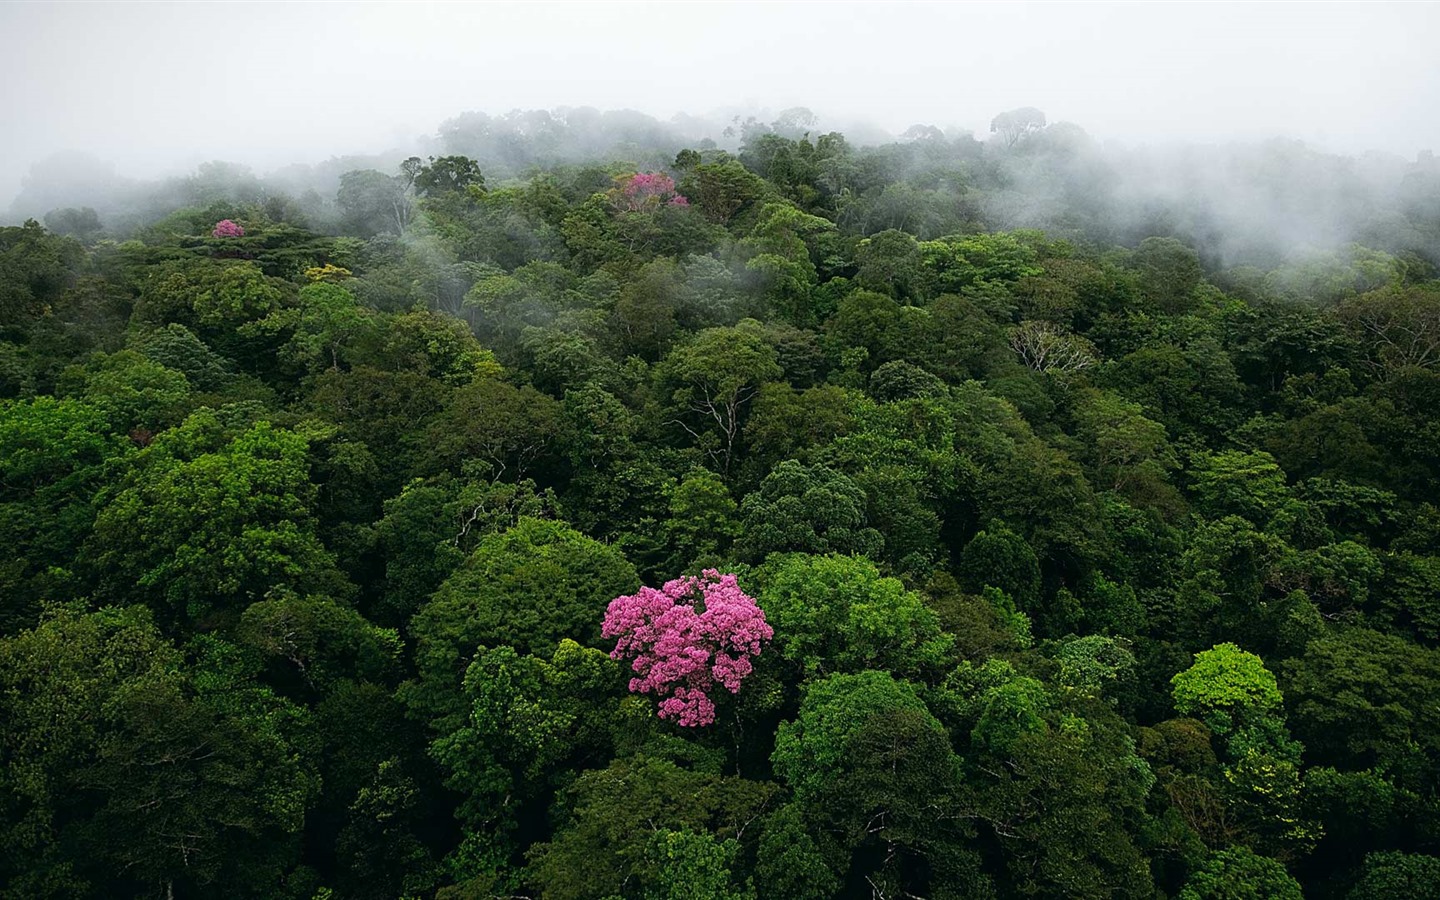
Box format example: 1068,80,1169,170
2,112,1438,899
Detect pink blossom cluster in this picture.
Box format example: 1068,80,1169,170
610,172,690,212
602,570,772,726
626,172,675,198
212,219,245,238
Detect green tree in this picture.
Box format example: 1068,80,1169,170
826,289,928,371
130,323,239,392
1072,388,1176,498
773,670,939,802
55,349,192,433
309,366,451,491
957,523,1042,611
921,293,1009,381
372,306,500,384
1056,635,1136,702
249,281,378,375
87,410,345,627
1177,847,1302,900
642,830,754,900
414,155,485,197
369,475,553,627
1282,628,1440,770
990,107,1048,147
430,640,626,885
935,660,1156,898
657,324,782,474
0,397,127,633
741,203,833,326
525,756,775,900
918,231,1047,294
869,359,948,403
404,517,638,731
1347,851,1440,899
236,591,401,693
0,606,319,898
1102,341,1245,441
752,803,841,900
1188,450,1291,525
332,757,443,900
855,229,925,302
0,220,81,334
1376,551,1440,641
426,377,560,480
42,206,102,242
662,468,742,571
611,258,682,359
134,261,286,364
1172,517,1286,648
772,670,986,898
981,726,1156,898
1132,237,1203,314
677,159,774,225
1337,282,1440,376
742,382,857,473
737,460,883,561
1171,643,1283,736
337,170,411,237
755,553,953,677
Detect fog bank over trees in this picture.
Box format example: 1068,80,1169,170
3,1,1435,267
2,1,1437,195
8,104,1439,273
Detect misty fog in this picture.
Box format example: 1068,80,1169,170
2,1,1438,269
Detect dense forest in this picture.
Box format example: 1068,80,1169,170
3,107,1440,899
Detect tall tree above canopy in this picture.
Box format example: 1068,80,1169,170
413,155,485,197
657,323,781,475
1337,283,1440,375
337,170,411,237
990,107,1048,147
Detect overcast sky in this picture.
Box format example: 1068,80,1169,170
2,1,1438,207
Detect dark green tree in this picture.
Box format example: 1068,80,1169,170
403,517,638,731
737,460,883,561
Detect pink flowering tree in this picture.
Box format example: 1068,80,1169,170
602,569,772,726
609,172,690,213
212,219,245,238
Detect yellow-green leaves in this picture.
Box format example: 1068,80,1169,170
1171,643,1283,733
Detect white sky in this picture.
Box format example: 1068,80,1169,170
1,1,1438,206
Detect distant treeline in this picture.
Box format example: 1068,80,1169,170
11,106,1440,272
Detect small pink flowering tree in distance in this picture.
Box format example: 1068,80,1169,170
212,219,245,238
602,569,772,726
609,172,690,213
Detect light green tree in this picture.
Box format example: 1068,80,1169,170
1171,643,1283,735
